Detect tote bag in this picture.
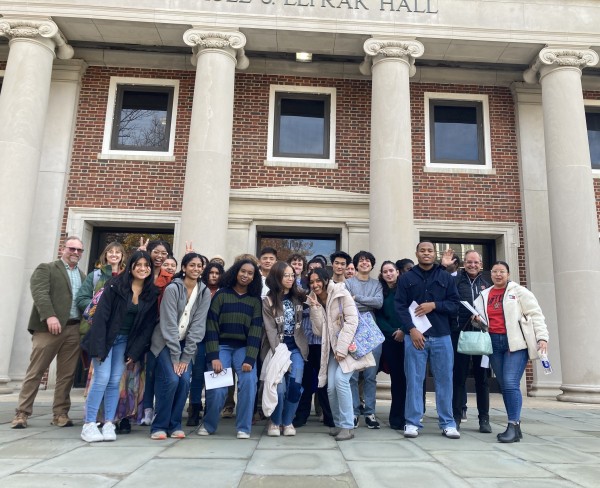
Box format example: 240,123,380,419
457,329,492,356
339,302,384,360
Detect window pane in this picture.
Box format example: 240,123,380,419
279,98,325,156
586,112,600,169
433,105,480,162
258,236,337,264
117,89,170,150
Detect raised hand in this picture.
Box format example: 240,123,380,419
185,241,194,254
138,237,149,251
441,247,456,267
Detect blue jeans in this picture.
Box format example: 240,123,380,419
327,352,354,429
270,347,305,426
85,334,128,423
189,342,206,405
350,343,382,416
489,333,528,423
151,346,191,434
203,345,257,435
404,335,455,430
142,351,156,409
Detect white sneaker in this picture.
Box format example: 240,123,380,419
267,423,281,437
283,425,296,436
403,425,419,438
197,426,210,436
237,431,250,439
443,427,461,439
102,421,117,441
141,408,153,426
81,422,104,443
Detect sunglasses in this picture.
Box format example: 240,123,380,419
66,246,84,254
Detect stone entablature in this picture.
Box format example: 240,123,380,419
2,0,600,46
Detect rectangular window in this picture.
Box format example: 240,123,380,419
100,77,179,160
586,110,600,170
274,92,330,159
257,232,339,265
430,100,484,165
266,85,336,168
111,85,174,152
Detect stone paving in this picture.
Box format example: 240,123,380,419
1,389,600,487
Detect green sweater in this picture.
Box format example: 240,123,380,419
205,287,263,367
374,288,402,340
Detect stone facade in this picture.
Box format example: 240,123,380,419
1,0,600,401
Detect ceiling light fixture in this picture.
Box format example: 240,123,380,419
296,52,313,63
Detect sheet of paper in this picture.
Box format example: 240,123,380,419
409,301,432,334
460,300,487,326
480,355,490,368
204,368,234,390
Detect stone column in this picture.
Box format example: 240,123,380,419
0,18,73,392
9,60,87,383
361,38,424,262
524,47,600,403
179,29,248,259
511,83,562,397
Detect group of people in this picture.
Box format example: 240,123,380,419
11,236,549,445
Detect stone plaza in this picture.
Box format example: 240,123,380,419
1,390,599,487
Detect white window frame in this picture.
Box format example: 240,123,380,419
585,99,600,178
265,85,337,169
424,92,494,175
99,77,179,161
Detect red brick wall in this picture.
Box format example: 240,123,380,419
65,66,192,215
231,74,371,192
64,69,527,279
583,91,600,230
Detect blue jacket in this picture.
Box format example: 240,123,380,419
394,264,460,337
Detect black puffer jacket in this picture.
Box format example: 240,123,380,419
81,277,159,362
453,270,491,332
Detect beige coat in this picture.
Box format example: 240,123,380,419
474,281,549,356
309,281,375,388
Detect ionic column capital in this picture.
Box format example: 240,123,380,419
183,29,249,70
360,38,424,76
523,46,599,84
0,17,73,59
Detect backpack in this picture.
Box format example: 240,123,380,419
82,270,106,325
82,287,105,325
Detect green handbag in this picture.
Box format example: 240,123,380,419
457,330,492,356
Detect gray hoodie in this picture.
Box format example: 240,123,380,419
151,278,211,365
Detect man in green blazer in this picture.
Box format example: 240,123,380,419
12,236,86,429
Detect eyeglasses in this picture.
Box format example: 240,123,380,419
465,261,481,265
283,273,296,279
66,247,84,254
151,250,168,257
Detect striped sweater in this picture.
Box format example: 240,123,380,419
205,287,264,366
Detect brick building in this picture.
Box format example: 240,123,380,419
1,1,599,402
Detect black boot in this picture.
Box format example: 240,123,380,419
186,403,202,427
516,422,523,439
454,417,461,432
479,416,492,434
497,423,520,443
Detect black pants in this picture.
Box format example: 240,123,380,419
381,337,407,428
294,344,334,427
451,332,490,421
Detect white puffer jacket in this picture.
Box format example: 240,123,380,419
309,281,375,388
473,281,549,354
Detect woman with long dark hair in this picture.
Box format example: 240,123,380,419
306,268,375,441
186,261,225,426
375,260,407,430
80,251,159,442
198,259,263,439
262,261,307,437
149,253,211,439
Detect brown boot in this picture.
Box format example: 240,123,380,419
11,411,28,429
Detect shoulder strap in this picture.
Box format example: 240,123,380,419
92,269,102,289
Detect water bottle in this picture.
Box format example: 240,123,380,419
540,353,553,375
